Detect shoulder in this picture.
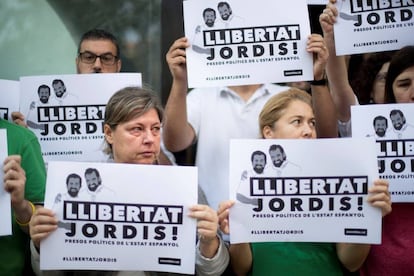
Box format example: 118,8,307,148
0,119,37,140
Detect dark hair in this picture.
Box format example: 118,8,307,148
52,79,64,87
66,173,82,186
78,29,120,57
268,144,286,162
38,84,50,94
203,8,216,17
85,168,100,178
217,2,230,9
251,150,266,163
373,115,387,127
385,46,414,103
269,144,284,154
350,51,395,104
389,109,405,121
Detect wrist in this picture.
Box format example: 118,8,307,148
310,78,327,86
15,200,35,227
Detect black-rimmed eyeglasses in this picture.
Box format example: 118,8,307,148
78,51,119,65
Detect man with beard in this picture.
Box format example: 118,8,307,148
235,150,267,206
66,174,82,198
84,167,115,201
52,173,82,210
251,150,267,174
217,1,244,28
268,144,301,177
37,85,51,105
25,85,51,130
390,109,414,139
372,115,388,139
192,8,223,54
50,79,78,106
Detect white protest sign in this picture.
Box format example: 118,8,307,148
183,0,313,88
229,138,381,244
0,79,19,122
41,161,198,274
0,129,12,236
333,0,414,55
352,103,414,202
19,73,141,162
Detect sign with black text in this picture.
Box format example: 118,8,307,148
0,129,12,236
183,0,313,87
41,161,198,273
0,79,19,121
333,0,414,55
229,138,381,244
352,103,414,202
19,73,141,162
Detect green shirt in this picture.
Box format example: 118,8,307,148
251,242,343,276
1,119,46,274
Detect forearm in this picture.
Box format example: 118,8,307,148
324,32,356,122
229,243,252,275
163,79,195,152
311,84,338,138
336,243,371,272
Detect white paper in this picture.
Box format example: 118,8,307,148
229,138,381,244
183,0,313,88
19,73,141,162
41,161,198,274
0,79,20,122
333,0,414,55
352,103,414,202
0,129,12,236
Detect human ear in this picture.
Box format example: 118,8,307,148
104,124,114,145
262,125,274,139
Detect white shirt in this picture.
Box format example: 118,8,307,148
187,83,286,209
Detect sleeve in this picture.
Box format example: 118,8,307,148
30,240,64,276
21,134,46,204
195,235,230,276
186,88,204,139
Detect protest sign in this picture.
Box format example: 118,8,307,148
352,103,414,202
41,161,198,274
229,138,381,244
333,0,414,55
183,0,313,88
0,129,12,236
19,73,141,162
0,79,19,121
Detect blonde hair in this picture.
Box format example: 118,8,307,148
259,88,312,138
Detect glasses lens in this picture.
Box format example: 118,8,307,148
100,53,117,65
79,52,97,64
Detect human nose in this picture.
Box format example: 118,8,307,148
410,86,414,102
302,124,314,138
93,57,103,72
142,129,155,144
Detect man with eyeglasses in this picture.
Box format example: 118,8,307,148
12,29,121,125
76,29,121,74
13,29,174,165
